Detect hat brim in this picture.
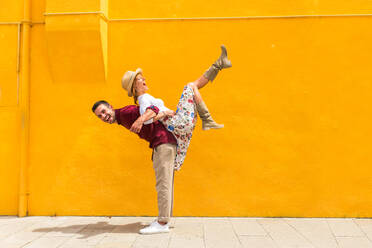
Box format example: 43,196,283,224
127,68,143,97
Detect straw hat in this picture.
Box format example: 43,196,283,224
121,68,143,97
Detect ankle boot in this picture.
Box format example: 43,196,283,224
196,101,224,130
203,45,232,82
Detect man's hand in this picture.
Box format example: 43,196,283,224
130,118,143,133
130,108,157,133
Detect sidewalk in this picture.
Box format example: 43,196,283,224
0,216,372,248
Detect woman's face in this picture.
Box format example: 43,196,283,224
133,74,148,95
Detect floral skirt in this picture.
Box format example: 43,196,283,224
161,85,197,170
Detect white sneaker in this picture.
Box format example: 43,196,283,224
139,220,169,234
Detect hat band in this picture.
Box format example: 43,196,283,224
130,73,136,95
129,73,134,86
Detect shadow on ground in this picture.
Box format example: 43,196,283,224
32,221,144,238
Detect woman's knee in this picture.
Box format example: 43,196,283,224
187,82,197,90
186,83,198,97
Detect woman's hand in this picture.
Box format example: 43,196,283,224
164,110,176,117
153,110,175,122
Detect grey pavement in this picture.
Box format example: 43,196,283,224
0,216,372,248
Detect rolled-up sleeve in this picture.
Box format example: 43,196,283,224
142,105,159,125
146,105,159,114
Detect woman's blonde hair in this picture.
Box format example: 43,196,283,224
132,74,140,105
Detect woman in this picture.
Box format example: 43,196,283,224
121,45,232,170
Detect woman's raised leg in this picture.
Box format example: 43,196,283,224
193,45,232,89
187,83,203,104
194,75,209,89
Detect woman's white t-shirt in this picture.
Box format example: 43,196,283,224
138,93,170,124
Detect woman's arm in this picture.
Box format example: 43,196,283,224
130,108,157,133
153,111,166,122
130,108,175,133
153,110,175,122
139,95,159,125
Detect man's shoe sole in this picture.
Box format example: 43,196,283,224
139,230,170,235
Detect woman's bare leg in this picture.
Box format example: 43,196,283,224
188,83,203,104
193,75,209,89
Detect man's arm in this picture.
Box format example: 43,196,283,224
130,108,157,133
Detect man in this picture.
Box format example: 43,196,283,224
92,100,177,234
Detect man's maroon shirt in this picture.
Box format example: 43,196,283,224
114,105,177,148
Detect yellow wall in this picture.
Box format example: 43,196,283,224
0,0,23,215
2,0,372,217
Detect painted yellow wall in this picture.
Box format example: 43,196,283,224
0,109,20,215
2,0,372,217
0,0,23,215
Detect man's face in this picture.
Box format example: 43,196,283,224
94,104,116,124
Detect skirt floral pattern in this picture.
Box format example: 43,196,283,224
161,85,197,170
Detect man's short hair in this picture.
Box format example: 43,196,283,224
92,100,110,113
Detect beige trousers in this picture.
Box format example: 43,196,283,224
152,143,176,223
